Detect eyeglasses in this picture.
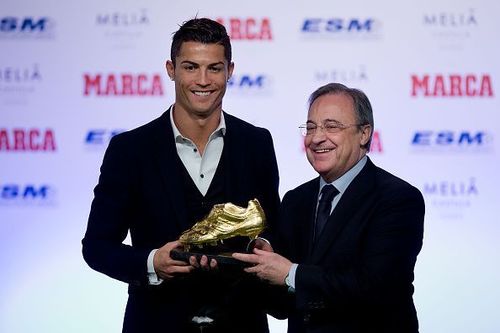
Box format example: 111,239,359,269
299,121,365,136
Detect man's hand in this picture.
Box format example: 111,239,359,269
189,255,218,271
154,240,194,280
232,248,292,285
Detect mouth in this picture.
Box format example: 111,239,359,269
313,148,334,153
192,90,213,97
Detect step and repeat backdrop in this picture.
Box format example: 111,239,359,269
1,0,499,332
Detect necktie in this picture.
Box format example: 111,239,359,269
314,185,339,243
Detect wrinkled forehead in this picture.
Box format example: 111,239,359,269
307,93,356,123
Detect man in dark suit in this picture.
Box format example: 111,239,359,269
82,18,280,333
234,83,425,332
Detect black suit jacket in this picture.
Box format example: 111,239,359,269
274,157,424,333
82,109,280,332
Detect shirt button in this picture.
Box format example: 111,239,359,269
200,174,204,178
193,148,197,153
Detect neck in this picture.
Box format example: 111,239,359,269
172,105,221,154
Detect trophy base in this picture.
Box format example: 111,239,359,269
170,249,251,268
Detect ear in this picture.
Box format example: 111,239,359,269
360,124,372,147
227,62,235,81
166,60,175,80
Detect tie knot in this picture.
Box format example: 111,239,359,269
320,185,338,203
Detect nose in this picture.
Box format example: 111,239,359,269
196,69,210,86
310,127,327,143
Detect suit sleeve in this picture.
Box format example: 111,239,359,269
295,185,425,310
255,128,280,237
82,135,150,286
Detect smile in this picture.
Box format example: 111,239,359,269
314,148,334,153
193,91,212,96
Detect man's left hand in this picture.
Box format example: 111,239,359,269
232,248,292,285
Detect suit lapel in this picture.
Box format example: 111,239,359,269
152,108,188,231
302,179,321,260
220,113,244,205
311,158,376,263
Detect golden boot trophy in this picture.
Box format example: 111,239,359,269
171,199,266,266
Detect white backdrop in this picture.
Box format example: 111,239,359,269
1,0,499,332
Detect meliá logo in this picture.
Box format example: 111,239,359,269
83,73,164,96
411,130,493,153
215,17,272,40
411,74,494,97
301,18,382,37
0,17,55,38
96,9,149,27
314,65,368,84
0,64,42,84
423,8,477,28
85,129,125,147
422,177,478,219
0,183,56,205
0,128,56,152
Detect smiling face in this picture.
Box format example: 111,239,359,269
305,93,371,182
166,41,234,121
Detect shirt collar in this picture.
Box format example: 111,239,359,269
319,155,368,195
169,105,226,142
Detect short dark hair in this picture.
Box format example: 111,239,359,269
171,18,232,66
308,83,374,150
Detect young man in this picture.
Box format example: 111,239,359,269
82,18,280,333
235,83,425,333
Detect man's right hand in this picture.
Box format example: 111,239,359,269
153,240,194,280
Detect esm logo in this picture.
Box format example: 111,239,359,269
85,129,125,146
0,17,54,37
0,184,55,205
411,130,493,152
228,75,267,89
301,18,381,35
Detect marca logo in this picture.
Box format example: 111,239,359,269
301,18,381,35
0,17,54,38
96,9,149,26
0,128,56,152
216,17,272,40
314,65,368,84
423,8,477,28
411,130,493,152
411,74,494,97
83,73,164,96
369,130,383,153
0,64,42,83
85,129,125,146
0,184,56,205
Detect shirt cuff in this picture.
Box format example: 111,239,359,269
147,249,163,285
285,263,298,292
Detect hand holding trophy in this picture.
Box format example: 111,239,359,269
171,199,266,267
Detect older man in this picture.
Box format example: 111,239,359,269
235,83,424,333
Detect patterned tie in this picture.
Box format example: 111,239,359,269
314,184,339,243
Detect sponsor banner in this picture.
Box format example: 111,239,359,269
215,17,273,40
83,73,164,97
0,16,55,39
0,128,57,152
410,130,494,153
0,183,57,207
300,17,383,40
411,74,494,97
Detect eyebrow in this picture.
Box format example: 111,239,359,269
306,119,342,124
180,60,225,67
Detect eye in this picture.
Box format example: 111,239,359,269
324,123,340,130
209,66,223,73
183,64,196,71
